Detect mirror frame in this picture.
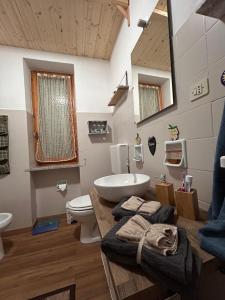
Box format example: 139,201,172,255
135,0,177,124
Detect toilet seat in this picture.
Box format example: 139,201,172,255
68,195,93,211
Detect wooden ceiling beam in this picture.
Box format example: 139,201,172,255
112,0,130,26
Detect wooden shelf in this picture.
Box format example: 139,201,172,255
108,85,129,106
26,163,80,172
197,0,225,23
88,131,109,135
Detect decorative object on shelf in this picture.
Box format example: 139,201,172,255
221,70,225,86
168,124,179,141
108,71,129,106
88,121,108,135
148,136,156,156
197,0,225,23
160,173,166,183
164,139,187,168
133,144,144,163
135,133,142,145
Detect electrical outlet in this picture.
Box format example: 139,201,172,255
190,78,209,102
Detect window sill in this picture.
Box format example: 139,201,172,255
25,163,80,172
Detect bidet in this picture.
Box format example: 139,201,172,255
0,213,13,260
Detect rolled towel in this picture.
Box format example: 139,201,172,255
121,196,161,214
116,215,178,256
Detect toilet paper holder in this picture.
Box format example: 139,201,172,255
57,180,67,192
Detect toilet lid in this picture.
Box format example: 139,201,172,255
68,195,92,211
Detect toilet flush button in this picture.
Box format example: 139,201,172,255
220,156,225,168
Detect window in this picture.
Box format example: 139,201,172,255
31,71,78,164
138,83,163,119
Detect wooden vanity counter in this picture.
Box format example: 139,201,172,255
90,188,225,300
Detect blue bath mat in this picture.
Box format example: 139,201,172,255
32,218,59,235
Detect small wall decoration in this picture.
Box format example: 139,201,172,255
135,133,142,145
168,124,179,141
148,136,156,156
221,71,225,86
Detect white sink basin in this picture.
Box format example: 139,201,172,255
94,173,150,202
0,213,13,260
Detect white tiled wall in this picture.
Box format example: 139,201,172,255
112,14,225,210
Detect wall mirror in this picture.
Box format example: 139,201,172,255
131,0,176,123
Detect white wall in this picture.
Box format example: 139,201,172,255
0,45,112,229
171,0,205,34
161,78,173,108
110,0,225,211
0,46,111,113
110,0,159,91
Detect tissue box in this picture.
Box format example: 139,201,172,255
155,182,175,205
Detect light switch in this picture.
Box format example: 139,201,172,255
190,78,209,102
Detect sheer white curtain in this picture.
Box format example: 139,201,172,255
138,84,160,120
36,73,76,163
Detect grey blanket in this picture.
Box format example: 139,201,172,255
101,217,201,298
112,197,175,224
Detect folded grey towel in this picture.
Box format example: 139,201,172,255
0,115,8,135
112,197,175,224
101,216,201,298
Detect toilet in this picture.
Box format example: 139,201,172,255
68,144,129,244
67,195,101,244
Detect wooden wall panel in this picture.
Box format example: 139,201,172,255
0,0,123,60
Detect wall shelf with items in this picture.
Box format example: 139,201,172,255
197,0,225,23
88,121,109,135
108,85,129,106
164,139,187,168
26,163,80,172
108,71,129,107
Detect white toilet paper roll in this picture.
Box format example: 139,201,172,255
220,156,225,168
57,183,67,192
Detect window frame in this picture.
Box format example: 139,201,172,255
138,82,163,110
31,71,79,165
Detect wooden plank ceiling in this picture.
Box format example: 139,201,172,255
156,0,168,12
131,9,171,72
0,0,124,60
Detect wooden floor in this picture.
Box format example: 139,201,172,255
0,215,111,300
